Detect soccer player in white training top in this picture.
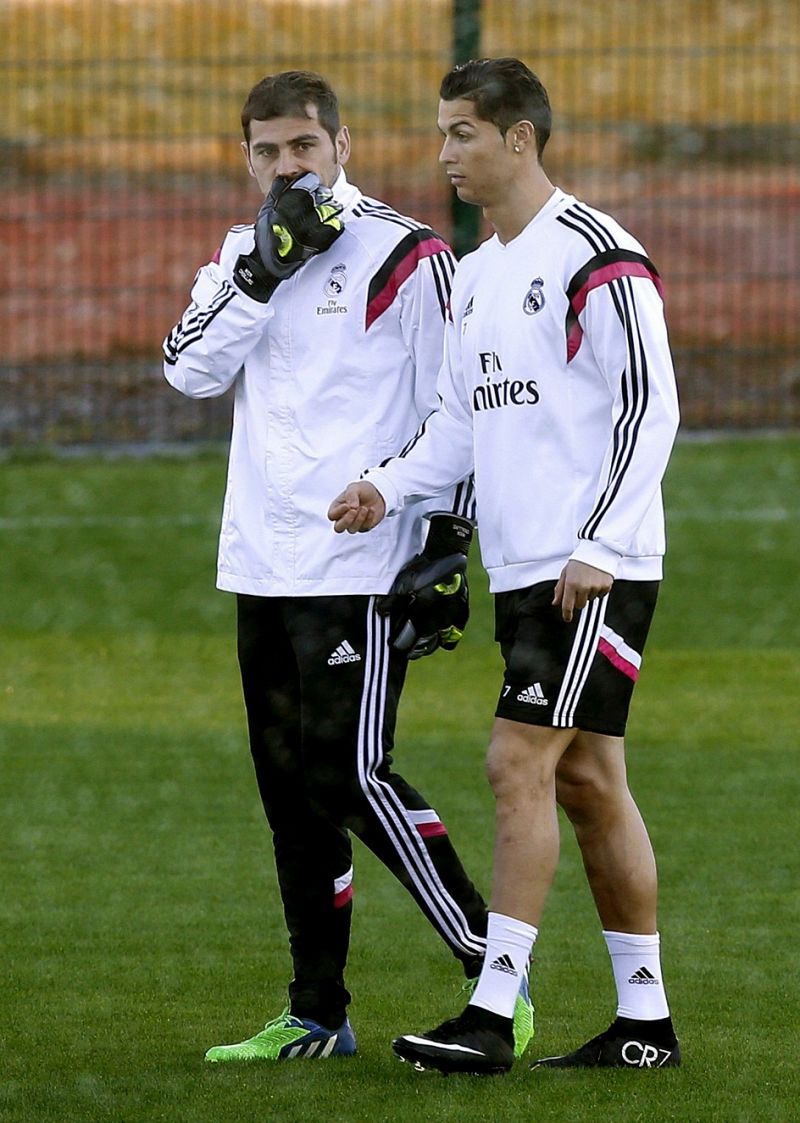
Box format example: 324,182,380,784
165,69,535,1065
329,56,681,1075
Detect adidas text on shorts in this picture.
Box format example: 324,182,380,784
494,580,659,737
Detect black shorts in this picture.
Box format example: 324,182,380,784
494,580,659,737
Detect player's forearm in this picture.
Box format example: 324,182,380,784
575,276,680,567
576,360,680,569
163,271,274,399
364,407,474,515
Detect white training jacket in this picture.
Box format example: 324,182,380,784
366,189,681,593
164,170,473,596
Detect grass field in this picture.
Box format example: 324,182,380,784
1,435,798,1122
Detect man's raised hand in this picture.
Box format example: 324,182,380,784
233,173,344,303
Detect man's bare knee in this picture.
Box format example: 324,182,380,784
485,733,532,798
486,719,573,799
556,745,628,825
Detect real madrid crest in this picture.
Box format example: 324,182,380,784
317,263,349,316
324,263,348,298
523,276,545,315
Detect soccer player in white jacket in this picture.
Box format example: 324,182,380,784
163,71,521,1063
329,57,681,1074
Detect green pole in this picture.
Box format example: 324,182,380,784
451,0,481,258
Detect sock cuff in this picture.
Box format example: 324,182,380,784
488,912,538,946
603,930,661,953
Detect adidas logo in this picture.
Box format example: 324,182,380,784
517,682,548,706
328,641,362,666
489,953,518,977
628,966,659,985
461,296,474,334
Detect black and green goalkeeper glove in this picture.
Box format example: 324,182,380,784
376,512,474,660
232,172,344,303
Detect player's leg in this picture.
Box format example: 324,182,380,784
205,594,356,1062
485,718,575,925
391,717,573,1074
350,654,538,1063
393,583,589,1073
555,579,663,930
555,731,657,932
534,580,679,1068
431,582,593,1004
286,595,488,978
534,734,679,1069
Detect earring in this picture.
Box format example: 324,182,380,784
514,144,521,152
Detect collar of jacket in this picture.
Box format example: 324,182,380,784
330,168,362,216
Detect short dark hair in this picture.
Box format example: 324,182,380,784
241,70,341,144
439,57,551,157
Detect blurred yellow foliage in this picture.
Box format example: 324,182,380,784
3,0,798,154
2,0,450,147
2,2,797,409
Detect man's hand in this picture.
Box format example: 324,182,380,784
258,172,344,270
328,482,386,534
233,173,344,303
553,560,614,623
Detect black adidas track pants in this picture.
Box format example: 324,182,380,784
236,593,488,1028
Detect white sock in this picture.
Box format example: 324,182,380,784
469,912,537,1019
604,930,670,1020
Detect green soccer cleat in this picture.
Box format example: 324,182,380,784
204,1008,357,1062
512,973,535,1059
462,972,535,1059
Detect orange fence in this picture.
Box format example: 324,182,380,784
2,0,798,444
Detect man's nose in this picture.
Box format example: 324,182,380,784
275,151,301,179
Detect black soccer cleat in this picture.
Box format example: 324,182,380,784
392,1005,515,1076
532,1018,681,1070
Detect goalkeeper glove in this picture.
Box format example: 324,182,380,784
377,512,474,660
232,172,344,303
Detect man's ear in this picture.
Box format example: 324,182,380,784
241,140,256,178
509,119,536,154
336,125,351,166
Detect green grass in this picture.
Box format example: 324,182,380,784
1,436,799,1123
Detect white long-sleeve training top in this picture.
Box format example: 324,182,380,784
163,171,473,596
365,189,680,593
